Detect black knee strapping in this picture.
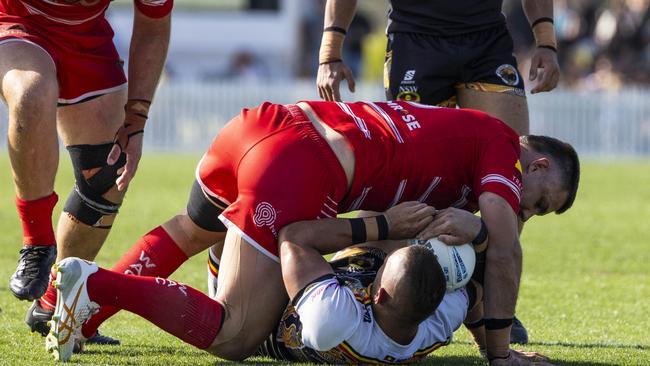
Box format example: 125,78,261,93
63,143,126,228
187,180,228,232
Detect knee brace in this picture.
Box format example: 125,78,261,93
186,180,228,232
63,143,126,229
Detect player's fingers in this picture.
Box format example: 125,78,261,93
318,84,325,100
344,68,356,93
331,78,342,102
116,165,130,191
416,219,445,240
548,67,560,90
414,204,436,218
534,68,554,93
529,55,540,82
106,144,121,165
414,215,435,233
117,155,137,191
437,234,464,245
321,84,332,101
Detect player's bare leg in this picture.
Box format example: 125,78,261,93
1,41,60,301
457,87,530,136
207,230,287,360
47,229,284,361
79,211,224,338
27,90,127,344
55,90,127,260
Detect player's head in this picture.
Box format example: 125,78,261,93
518,135,580,222
372,245,446,325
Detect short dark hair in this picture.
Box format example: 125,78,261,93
390,246,446,324
520,135,580,214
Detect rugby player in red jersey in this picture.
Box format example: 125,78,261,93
317,0,561,345
0,0,172,344
49,101,578,364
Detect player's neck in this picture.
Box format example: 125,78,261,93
372,304,418,345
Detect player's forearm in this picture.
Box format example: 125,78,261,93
483,238,521,319
477,193,521,358
278,216,387,255
127,11,171,102
279,238,334,299
522,0,557,51
324,0,357,30
483,238,521,360
521,0,553,25
319,0,357,65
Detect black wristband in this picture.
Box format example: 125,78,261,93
484,318,513,330
376,215,389,241
323,26,347,35
531,17,554,27
537,44,558,53
349,218,367,244
472,219,488,245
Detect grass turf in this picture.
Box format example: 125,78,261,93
0,155,648,365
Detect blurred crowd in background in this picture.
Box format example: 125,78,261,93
292,0,650,91
117,0,650,91
509,0,650,91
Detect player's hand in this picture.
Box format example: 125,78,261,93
415,207,481,245
384,201,436,239
107,130,143,191
529,47,560,94
491,350,554,366
107,99,149,191
317,61,356,101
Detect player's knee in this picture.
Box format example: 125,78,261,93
206,337,261,361
63,143,126,229
5,71,58,111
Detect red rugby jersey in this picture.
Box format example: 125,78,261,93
303,101,523,214
0,0,172,28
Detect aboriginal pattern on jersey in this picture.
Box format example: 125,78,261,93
272,248,450,364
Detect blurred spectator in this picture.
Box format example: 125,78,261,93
505,0,650,90
227,50,268,81
297,0,650,90
298,0,372,78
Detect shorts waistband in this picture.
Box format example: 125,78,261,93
284,103,311,123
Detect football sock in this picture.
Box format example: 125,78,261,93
39,272,58,311
87,267,223,349
16,193,58,246
81,226,188,338
207,246,220,298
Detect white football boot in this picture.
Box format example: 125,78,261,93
45,257,99,362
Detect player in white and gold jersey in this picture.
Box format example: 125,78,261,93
257,243,469,364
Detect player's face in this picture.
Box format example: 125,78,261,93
519,161,568,222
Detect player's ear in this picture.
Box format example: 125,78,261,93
374,287,389,305
528,157,550,173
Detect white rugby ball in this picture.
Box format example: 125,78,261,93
421,238,476,291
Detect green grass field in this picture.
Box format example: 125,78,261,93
0,155,648,365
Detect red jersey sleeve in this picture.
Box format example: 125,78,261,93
135,0,173,18
473,137,523,214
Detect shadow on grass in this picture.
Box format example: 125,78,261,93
80,342,648,366
82,344,202,358
455,340,649,351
